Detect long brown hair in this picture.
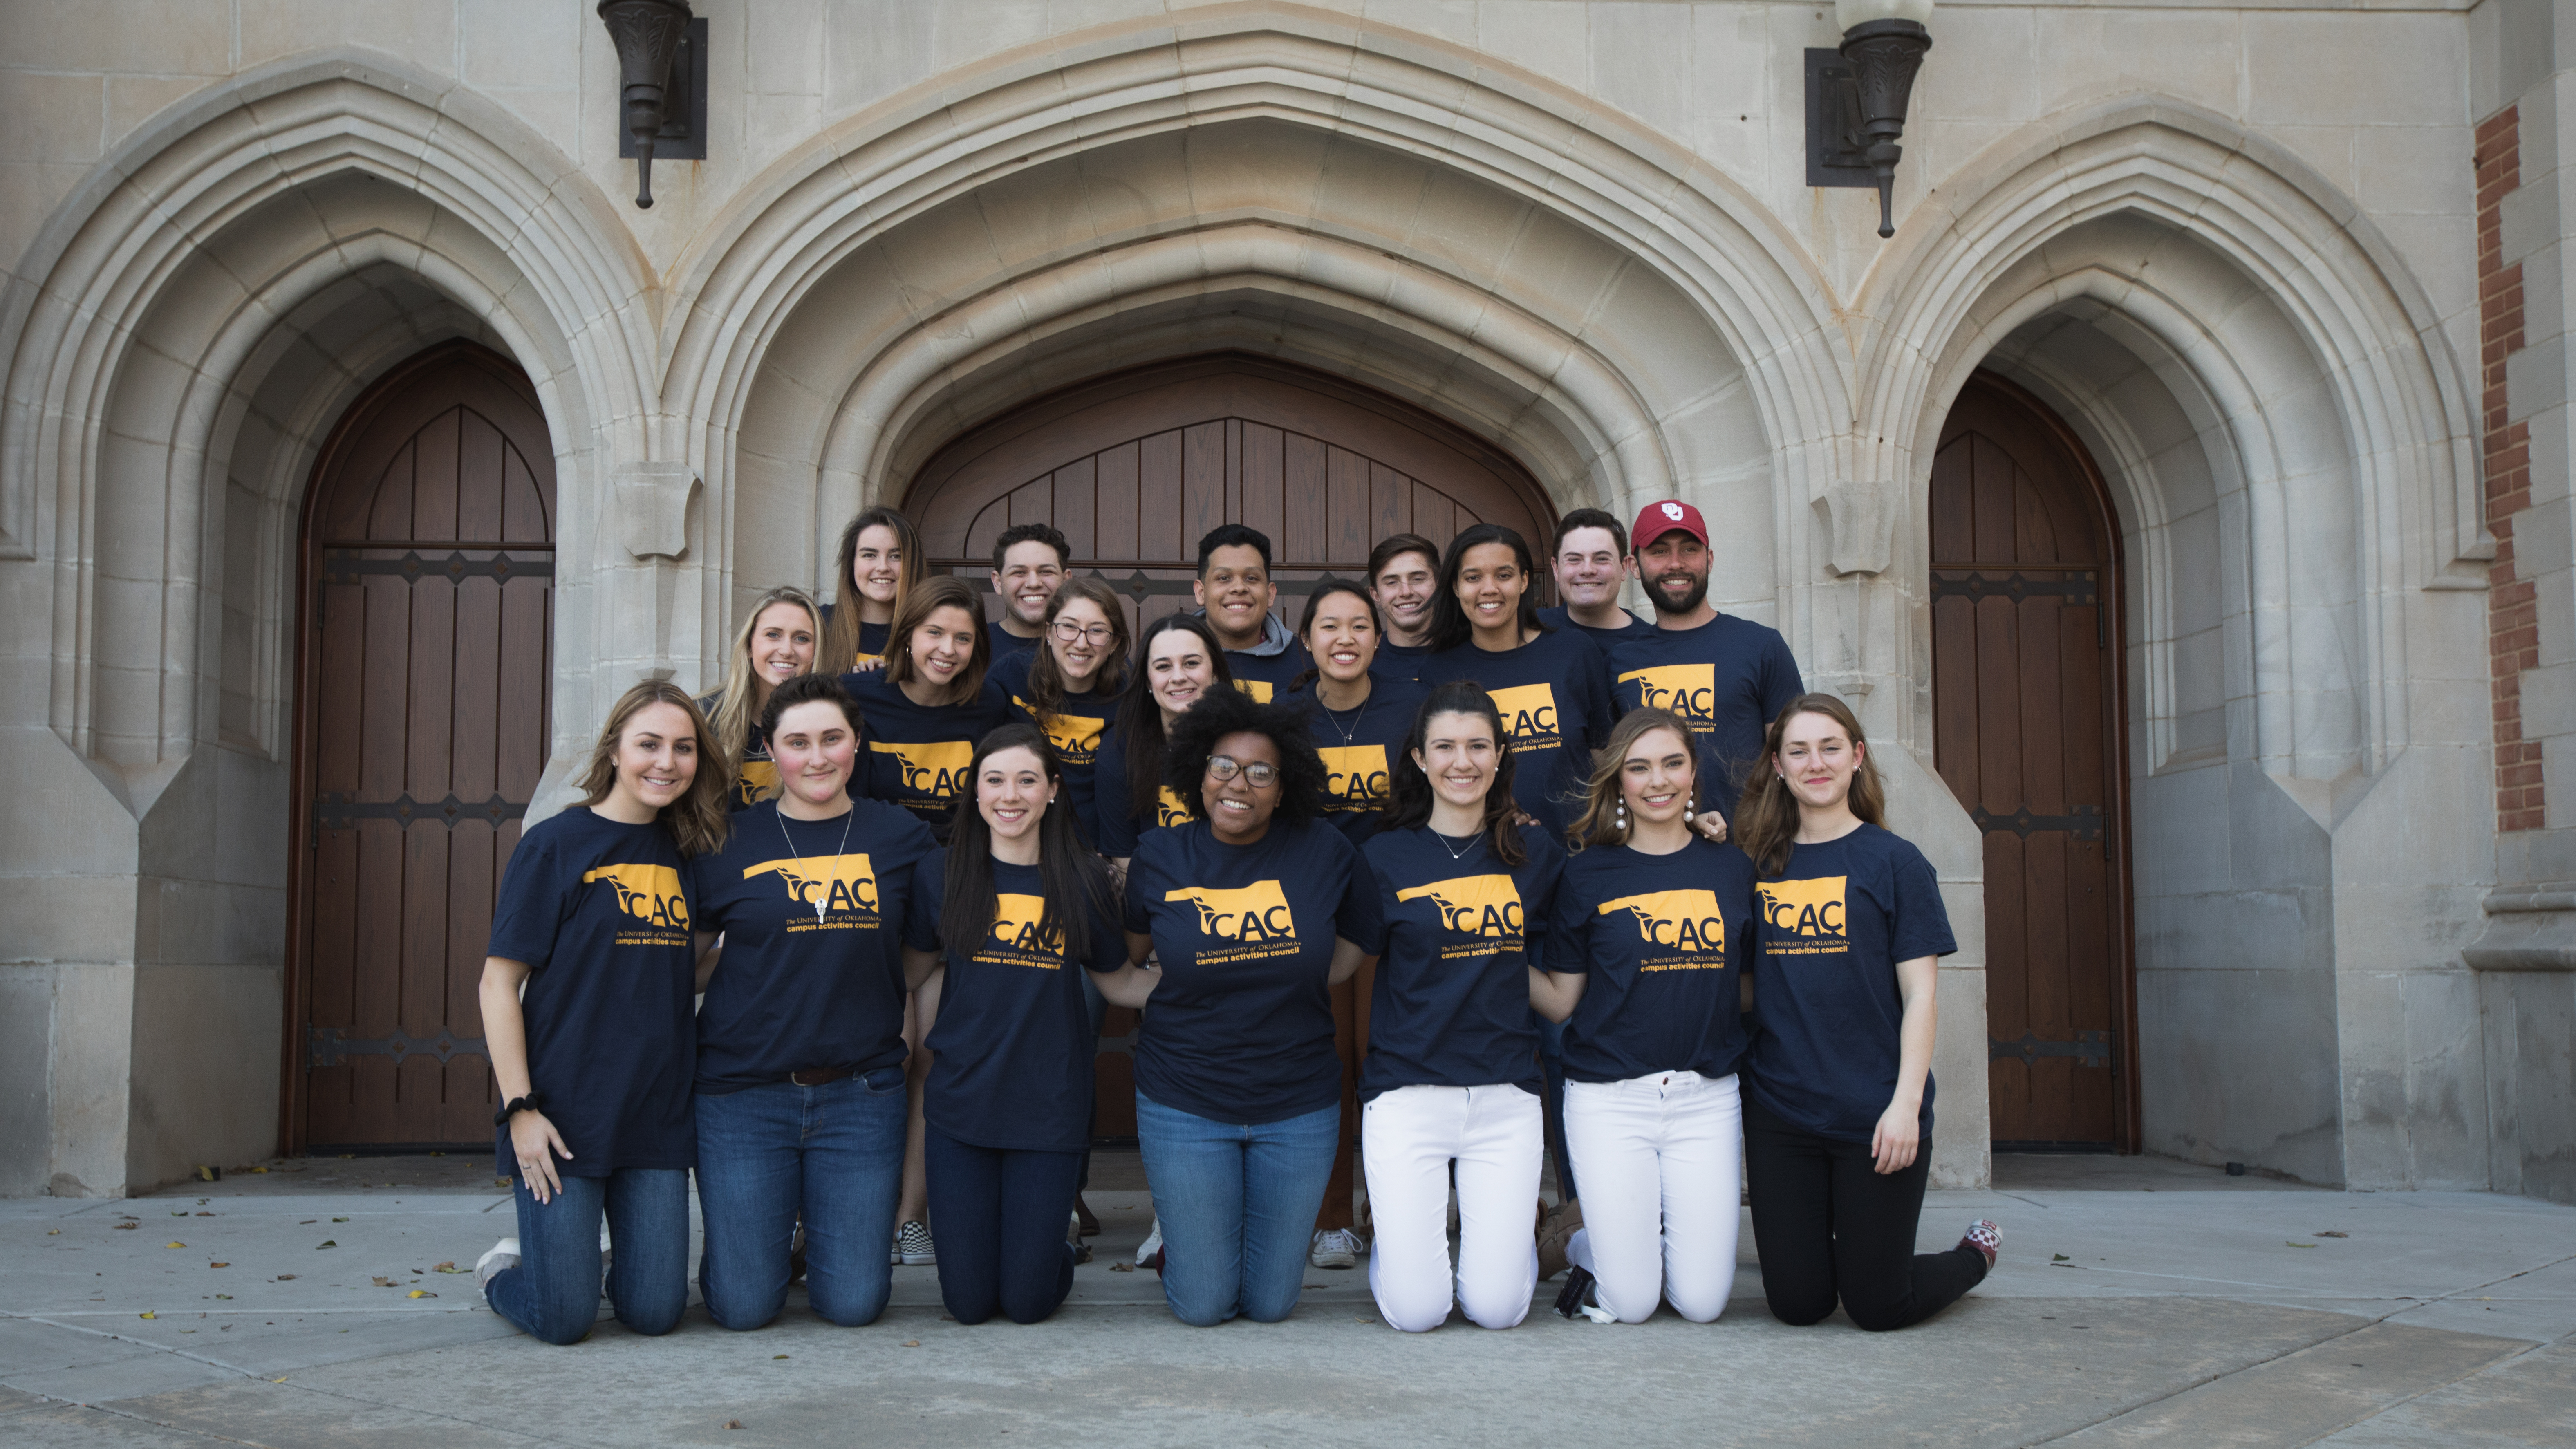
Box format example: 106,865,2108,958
1732,692,1886,876
1382,680,1525,866
882,575,992,706
941,723,1117,963
1566,708,1697,853
1116,614,1235,820
708,585,822,775
1026,576,1131,714
821,506,923,670
575,680,732,858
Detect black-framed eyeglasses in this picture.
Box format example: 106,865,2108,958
1204,755,1281,788
1049,619,1117,645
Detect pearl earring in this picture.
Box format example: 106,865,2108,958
1614,800,1627,829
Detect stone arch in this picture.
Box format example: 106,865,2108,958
662,11,1841,644
1866,99,2491,1187
0,52,652,817
1860,98,2483,800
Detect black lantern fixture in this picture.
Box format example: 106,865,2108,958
1805,0,1934,240
597,0,697,209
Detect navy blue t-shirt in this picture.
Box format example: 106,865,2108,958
1286,676,1427,847
485,808,697,1175
1538,605,1652,651
1122,819,1385,1124
697,690,777,812
849,619,891,671
917,851,1126,1152
1418,627,1614,845
1358,823,1563,1101
1607,613,1803,820
1747,824,1956,1144
1224,638,1310,704
1371,638,1433,687
1004,678,1119,851
1093,727,1194,858
987,620,1043,664
1546,836,1752,1084
686,798,938,1094
840,669,1014,836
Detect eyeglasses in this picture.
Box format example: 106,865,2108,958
1204,755,1281,788
1049,620,1117,645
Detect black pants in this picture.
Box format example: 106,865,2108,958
923,1125,1081,1325
1743,1096,1986,1331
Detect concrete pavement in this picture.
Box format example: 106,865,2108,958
3,1154,2571,1446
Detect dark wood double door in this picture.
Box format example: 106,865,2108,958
1930,374,2139,1150
287,343,555,1151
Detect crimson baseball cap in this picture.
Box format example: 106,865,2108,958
1631,499,1709,551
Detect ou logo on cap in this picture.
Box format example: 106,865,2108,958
1661,502,1685,521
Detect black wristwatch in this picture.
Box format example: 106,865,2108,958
494,1093,546,1127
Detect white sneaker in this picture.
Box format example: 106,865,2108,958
1309,1227,1361,1270
474,1237,521,1289
1137,1218,1165,1271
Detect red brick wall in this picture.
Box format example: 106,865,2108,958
2480,108,2544,833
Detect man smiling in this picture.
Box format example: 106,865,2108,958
1606,499,1804,822
988,523,1070,663
1365,532,1440,685
1192,524,1308,701
1537,508,1652,649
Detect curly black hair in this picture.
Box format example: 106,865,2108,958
1161,684,1328,825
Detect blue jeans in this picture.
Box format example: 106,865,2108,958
485,1168,689,1345
1539,1017,1578,1202
1135,1091,1340,1326
694,1067,907,1329
924,1125,1081,1324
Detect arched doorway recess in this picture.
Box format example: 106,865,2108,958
904,354,1560,631
1930,373,2140,1152
904,353,1558,1134
285,342,558,1153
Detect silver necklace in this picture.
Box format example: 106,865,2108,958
1317,686,1369,746
776,800,857,923
1429,825,1478,864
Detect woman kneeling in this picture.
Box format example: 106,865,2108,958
916,726,1126,1324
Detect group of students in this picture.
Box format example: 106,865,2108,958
470,499,2002,1343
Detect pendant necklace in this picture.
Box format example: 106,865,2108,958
776,797,857,923
1430,826,1477,864
1320,689,1368,747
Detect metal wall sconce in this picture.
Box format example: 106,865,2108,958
597,0,706,209
1806,0,1934,239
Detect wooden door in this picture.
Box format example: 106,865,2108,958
288,343,556,1151
906,354,1557,1135
1929,374,2137,1150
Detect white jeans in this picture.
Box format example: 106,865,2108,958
1563,1070,1742,1324
1360,1083,1543,1332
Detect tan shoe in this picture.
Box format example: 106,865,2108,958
1536,1199,1582,1282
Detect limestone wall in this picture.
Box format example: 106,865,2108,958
0,2,2522,1197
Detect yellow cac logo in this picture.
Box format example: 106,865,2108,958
1234,679,1275,703
871,739,974,798
1166,881,1297,941
1758,876,1848,939
1153,787,1194,829
743,853,882,916
736,759,779,806
1396,874,1524,938
584,864,690,929
987,892,1065,962
1617,663,1717,727
1319,746,1392,811
1485,683,1561,751
1015,702,1104,764
1599,889,1727,953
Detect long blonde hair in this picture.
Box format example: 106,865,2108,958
820,506,924,670
575,680,732,858
708,585,822,777
1566,708,1698,852
882,575,992,706
1731,692,1886,877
